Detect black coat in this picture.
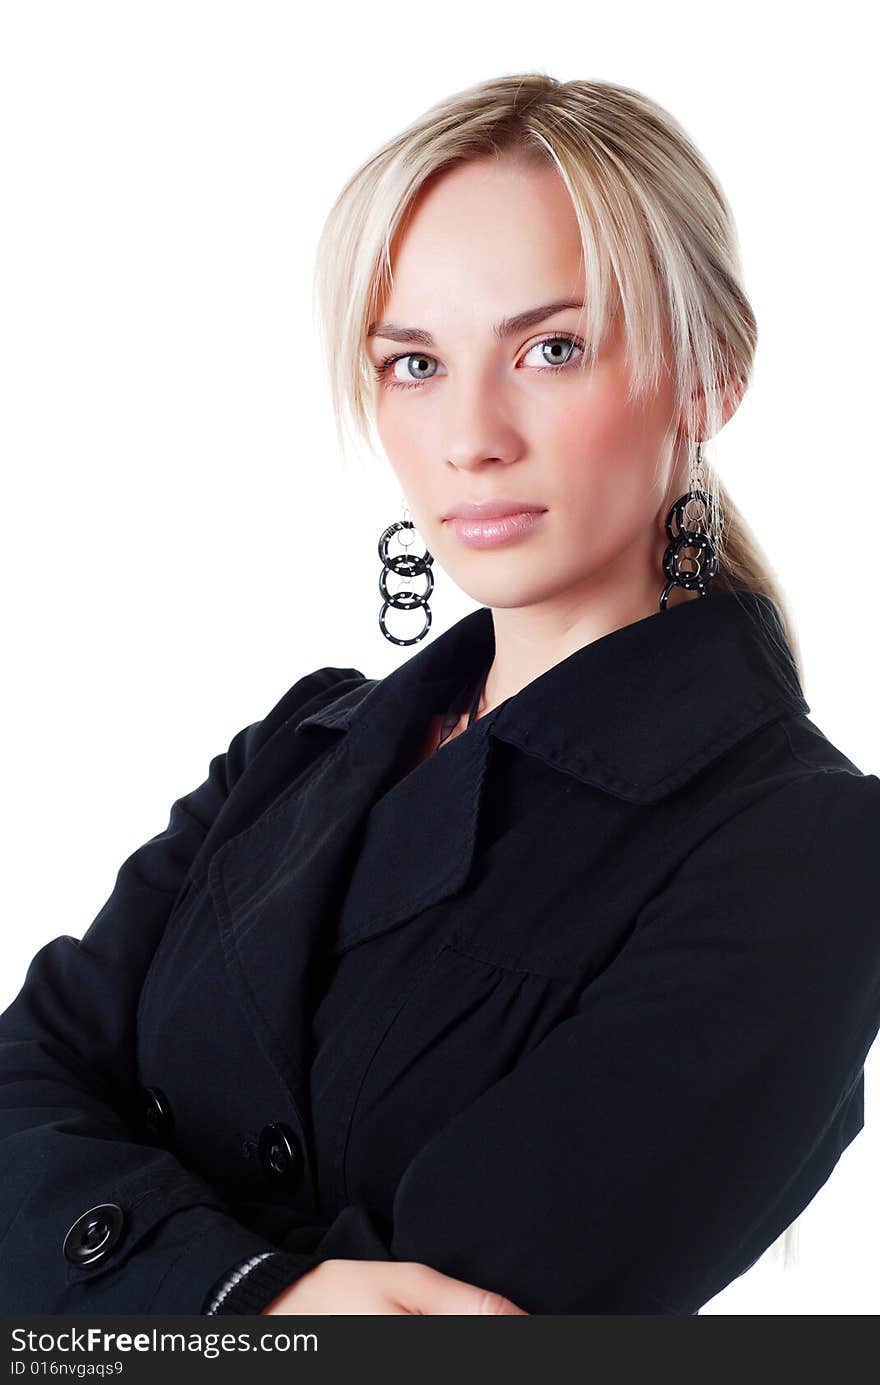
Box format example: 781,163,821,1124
2,588,878,1316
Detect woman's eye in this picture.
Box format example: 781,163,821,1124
387,353,438,387
371,335,584,392
522,336,584,370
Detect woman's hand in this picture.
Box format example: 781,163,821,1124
260,1258,529,1315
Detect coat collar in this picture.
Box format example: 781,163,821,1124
295,587,809,806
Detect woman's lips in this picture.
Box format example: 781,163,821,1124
443,509,547,549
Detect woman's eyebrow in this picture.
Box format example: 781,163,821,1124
366,298,585,347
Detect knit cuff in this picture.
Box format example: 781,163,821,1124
203,1248,322,1315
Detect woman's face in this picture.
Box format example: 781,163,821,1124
366,155,690,616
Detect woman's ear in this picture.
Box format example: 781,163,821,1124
690,343,748,441
673,381,744,451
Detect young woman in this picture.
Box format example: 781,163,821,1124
2,73,877,1318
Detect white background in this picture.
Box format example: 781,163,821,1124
1,0,877,1314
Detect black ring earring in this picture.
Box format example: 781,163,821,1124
659,442,723,610
378,499,435,645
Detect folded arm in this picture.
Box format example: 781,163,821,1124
210,771,880,1315
0,668,357,1313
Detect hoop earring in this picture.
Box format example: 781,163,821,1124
377,498,435,645
659,441,723,610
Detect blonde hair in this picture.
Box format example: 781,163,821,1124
313,71,806,1277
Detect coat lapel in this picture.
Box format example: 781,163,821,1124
207,649,488,1125
332,709,498,953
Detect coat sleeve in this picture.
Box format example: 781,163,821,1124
224,769,880,1316
0,665,361,1314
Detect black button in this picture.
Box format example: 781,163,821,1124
137,1084,174,1143
258,1121,303,1184
62,1203,125,1267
